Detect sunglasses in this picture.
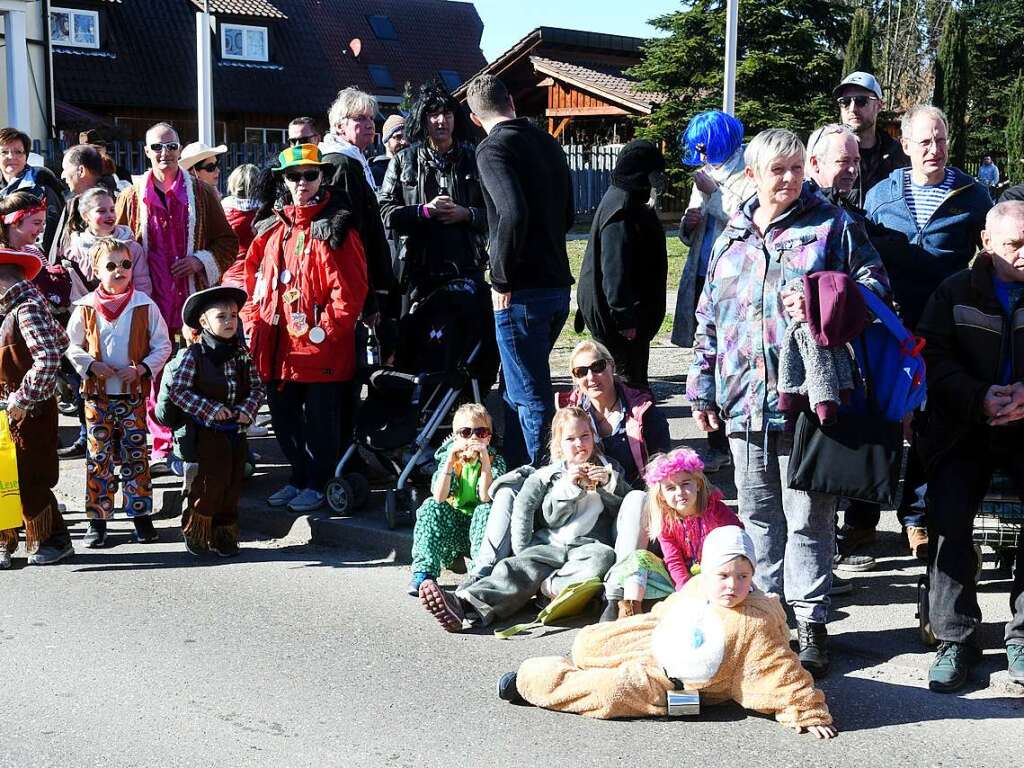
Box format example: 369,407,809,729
571,358,610,379
288,135,318,146
148,142,180,153
285,169,320,183
195,161,219,172
104,259,133,272
837,95,878,109
455,426,492,439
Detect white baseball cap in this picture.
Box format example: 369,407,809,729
833,71,883,101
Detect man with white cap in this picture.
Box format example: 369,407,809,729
833,71,908,205
179,141,228,197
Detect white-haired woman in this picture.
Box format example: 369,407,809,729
686,128,890,677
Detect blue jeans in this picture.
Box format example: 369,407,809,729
494,287,570,468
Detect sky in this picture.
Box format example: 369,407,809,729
472,0,681,61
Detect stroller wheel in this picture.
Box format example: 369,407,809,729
325,478,353,515
916,575,937,648
347,473,370,509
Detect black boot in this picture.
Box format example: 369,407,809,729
497,671,524,704
797,621,830,678
131,515,159,544
83,519,107,548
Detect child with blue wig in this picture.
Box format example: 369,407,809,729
671,111,755,473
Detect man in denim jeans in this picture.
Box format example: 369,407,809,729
467,75,574,467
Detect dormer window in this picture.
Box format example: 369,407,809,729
438,70,462,91
367,15,397,41
222,23,268,62
368,64,395,90
51,7,100,49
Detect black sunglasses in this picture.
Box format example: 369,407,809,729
104,259,133,272
837,95,878,109
571,358,610,379
455,426,492,439
288,135,318,146
285,169,320,182
195,160,219,172
148,142,180,152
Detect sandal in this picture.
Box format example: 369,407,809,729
419,579,465,633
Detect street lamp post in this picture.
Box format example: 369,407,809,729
196,0,215,144
723,0,738,115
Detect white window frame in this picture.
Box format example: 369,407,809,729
245,127,286,144
221,23,268,62
51,7,100,49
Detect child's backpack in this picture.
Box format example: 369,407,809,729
153,346,196,430
851,285,927,422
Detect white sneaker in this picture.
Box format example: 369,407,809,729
288,488,325,513
267,484,300,507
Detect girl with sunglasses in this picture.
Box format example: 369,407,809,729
66,238,172,547
407,403,506,595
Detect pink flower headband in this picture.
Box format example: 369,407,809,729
644,449,704,486
2,203,46,226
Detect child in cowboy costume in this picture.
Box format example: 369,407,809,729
0,247,73,569
162,285,264,557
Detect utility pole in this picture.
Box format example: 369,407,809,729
196,0,215,143
723,0,738,115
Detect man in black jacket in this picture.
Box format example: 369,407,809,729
466,75,574,467
915,200,1024,692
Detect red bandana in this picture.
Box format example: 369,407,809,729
2,202,47,226
93,285,135,323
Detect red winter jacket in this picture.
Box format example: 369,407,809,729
243,191,367,383
220,199,258,287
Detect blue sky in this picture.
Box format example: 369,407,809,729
473,0,680,61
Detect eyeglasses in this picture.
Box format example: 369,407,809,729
284,169,320,182
808,124,847,155
288,135,318,146
149,142,180,153
455,426,492,439
103,259,133,272
195,161,219,172
571,358,610,379
837,95,878,109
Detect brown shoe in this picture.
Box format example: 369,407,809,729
907,526,929,561
617,599,643,619
419,579,466,633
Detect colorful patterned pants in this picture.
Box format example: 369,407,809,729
410,499,492,576
85,394,152,519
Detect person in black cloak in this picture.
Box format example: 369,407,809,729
575,140,668,390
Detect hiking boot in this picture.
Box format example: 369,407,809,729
617,599,643,619
57,439,86,459
83,519,108,548
830,574,854,596
210,527,240,558
407,571,434,596
928,641,977,692
131,516,159,544
797,621,830,678
27,541,74,566
497,671,524,704
1007,643,1024,684
907,527,929,561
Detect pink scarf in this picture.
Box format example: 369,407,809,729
143,170,189,330
93,285,135,323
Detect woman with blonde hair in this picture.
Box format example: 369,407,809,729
220,163,261,287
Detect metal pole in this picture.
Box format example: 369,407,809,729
723,0,738,115
3,10,32,132
196,2,215,144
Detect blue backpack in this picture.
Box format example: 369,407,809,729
849,285,927,422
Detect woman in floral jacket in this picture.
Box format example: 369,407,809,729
686,128,889,678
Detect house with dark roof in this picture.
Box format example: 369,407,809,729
454,26,659,147
51,0,486,142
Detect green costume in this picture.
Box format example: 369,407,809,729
410,440,506,576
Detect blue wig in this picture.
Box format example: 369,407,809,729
680,111,745,167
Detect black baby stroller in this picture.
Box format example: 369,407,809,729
326,277,496,526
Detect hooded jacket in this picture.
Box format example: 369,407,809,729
864,166,990,328
687,185,889,435
243,189,368,384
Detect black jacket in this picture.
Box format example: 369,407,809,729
576,184,666,340
475,119,574,293
856,129,909,207
377,142,488,290
916,254,1024,469
320,151,397,316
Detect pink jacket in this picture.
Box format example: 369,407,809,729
658,490,742,589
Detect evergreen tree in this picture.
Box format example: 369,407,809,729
934,8,969,168
1006,74,1024,184
843,7,874,76
967,0,1024,164
629,0,850,161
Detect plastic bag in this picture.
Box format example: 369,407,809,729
0,409,23,531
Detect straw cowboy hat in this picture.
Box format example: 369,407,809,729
179,141,228,170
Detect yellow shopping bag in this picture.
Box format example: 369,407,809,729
0,408,22,530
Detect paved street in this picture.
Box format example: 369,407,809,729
3,358,1024,767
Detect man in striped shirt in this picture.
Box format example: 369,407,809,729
863,105,992,562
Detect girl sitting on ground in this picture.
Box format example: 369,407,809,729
496,526,836,739
406,403,506,595
604,448,741,620
419,406,630,632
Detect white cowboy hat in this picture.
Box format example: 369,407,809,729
179,141,228,170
